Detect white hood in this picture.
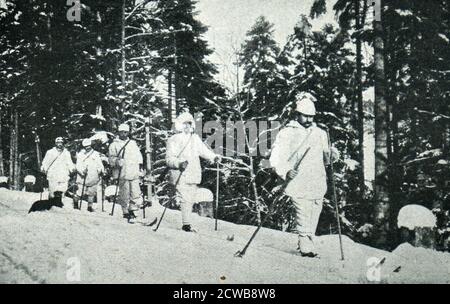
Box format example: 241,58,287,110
174,112,195,132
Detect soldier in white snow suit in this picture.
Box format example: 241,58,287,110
166,112,220,232
269,93,338,257
41,137,75,198
108,123,144,221
74,138,104,212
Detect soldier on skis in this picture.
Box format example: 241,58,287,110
269,93,339,257
73,138,104,212
166,112,220,232
108,123,144,222
41,137,75,198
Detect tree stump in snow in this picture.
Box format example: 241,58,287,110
398,204,437,249
23,175,36,192
399,227,436,249
0,176,9,189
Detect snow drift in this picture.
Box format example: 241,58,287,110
0,188,449,284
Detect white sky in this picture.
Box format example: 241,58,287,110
196,0,338,90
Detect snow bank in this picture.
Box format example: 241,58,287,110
24,175,36,184
381,243,450,283
0,188,449,283
397,204,436,229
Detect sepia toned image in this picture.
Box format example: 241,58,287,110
0,0,449,287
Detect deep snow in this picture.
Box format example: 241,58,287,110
0,188,449,284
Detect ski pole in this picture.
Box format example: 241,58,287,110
215,162,219,231
235,147,311,258
234,195,285,257
110,139,131,216
79,171,87,210
153,171,183,232
142,184,146,219
326,129,345,261
101,177,105,212
110,167,122,216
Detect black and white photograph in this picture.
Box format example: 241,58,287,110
0,0,449,286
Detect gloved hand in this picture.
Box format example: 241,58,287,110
78,168,88,178
286,169,298,181
179,160,189,171
213,155,221,164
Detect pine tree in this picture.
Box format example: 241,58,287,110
150,0,225,119
313,0,371,202
372,0,389,247
239,16,287,118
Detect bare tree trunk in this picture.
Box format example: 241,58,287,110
46,2,52,51
145,116,153,201
9,110,19,189
355,0,366,199
9,111,14,188
120,0,126,117
232,56,262,224
173,34,178,118
35,133,42,169
373,0,390,246
385,20,401,215
241,92,262,224
0,112,4,176
303,36,308,75
13,110,19,190
168,70,173,126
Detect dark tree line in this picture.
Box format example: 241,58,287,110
1,0,449,250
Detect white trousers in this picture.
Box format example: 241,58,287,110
176,184,213,226
291,197,323,252
118,179,142,214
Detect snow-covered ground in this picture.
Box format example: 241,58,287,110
0,188,449,284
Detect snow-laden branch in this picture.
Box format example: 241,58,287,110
125,29,185,41
416,108,450,121
126,26,144,32
125,0,153,21
220,155,251,169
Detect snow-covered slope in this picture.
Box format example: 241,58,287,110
0,188,449,284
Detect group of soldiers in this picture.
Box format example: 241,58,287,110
38,93,337,257
41,124,146,219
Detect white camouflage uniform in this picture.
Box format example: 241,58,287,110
270,121,330,253
166,113,217,227
41,147,75,197
108,138,143,215
76,149,104,200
